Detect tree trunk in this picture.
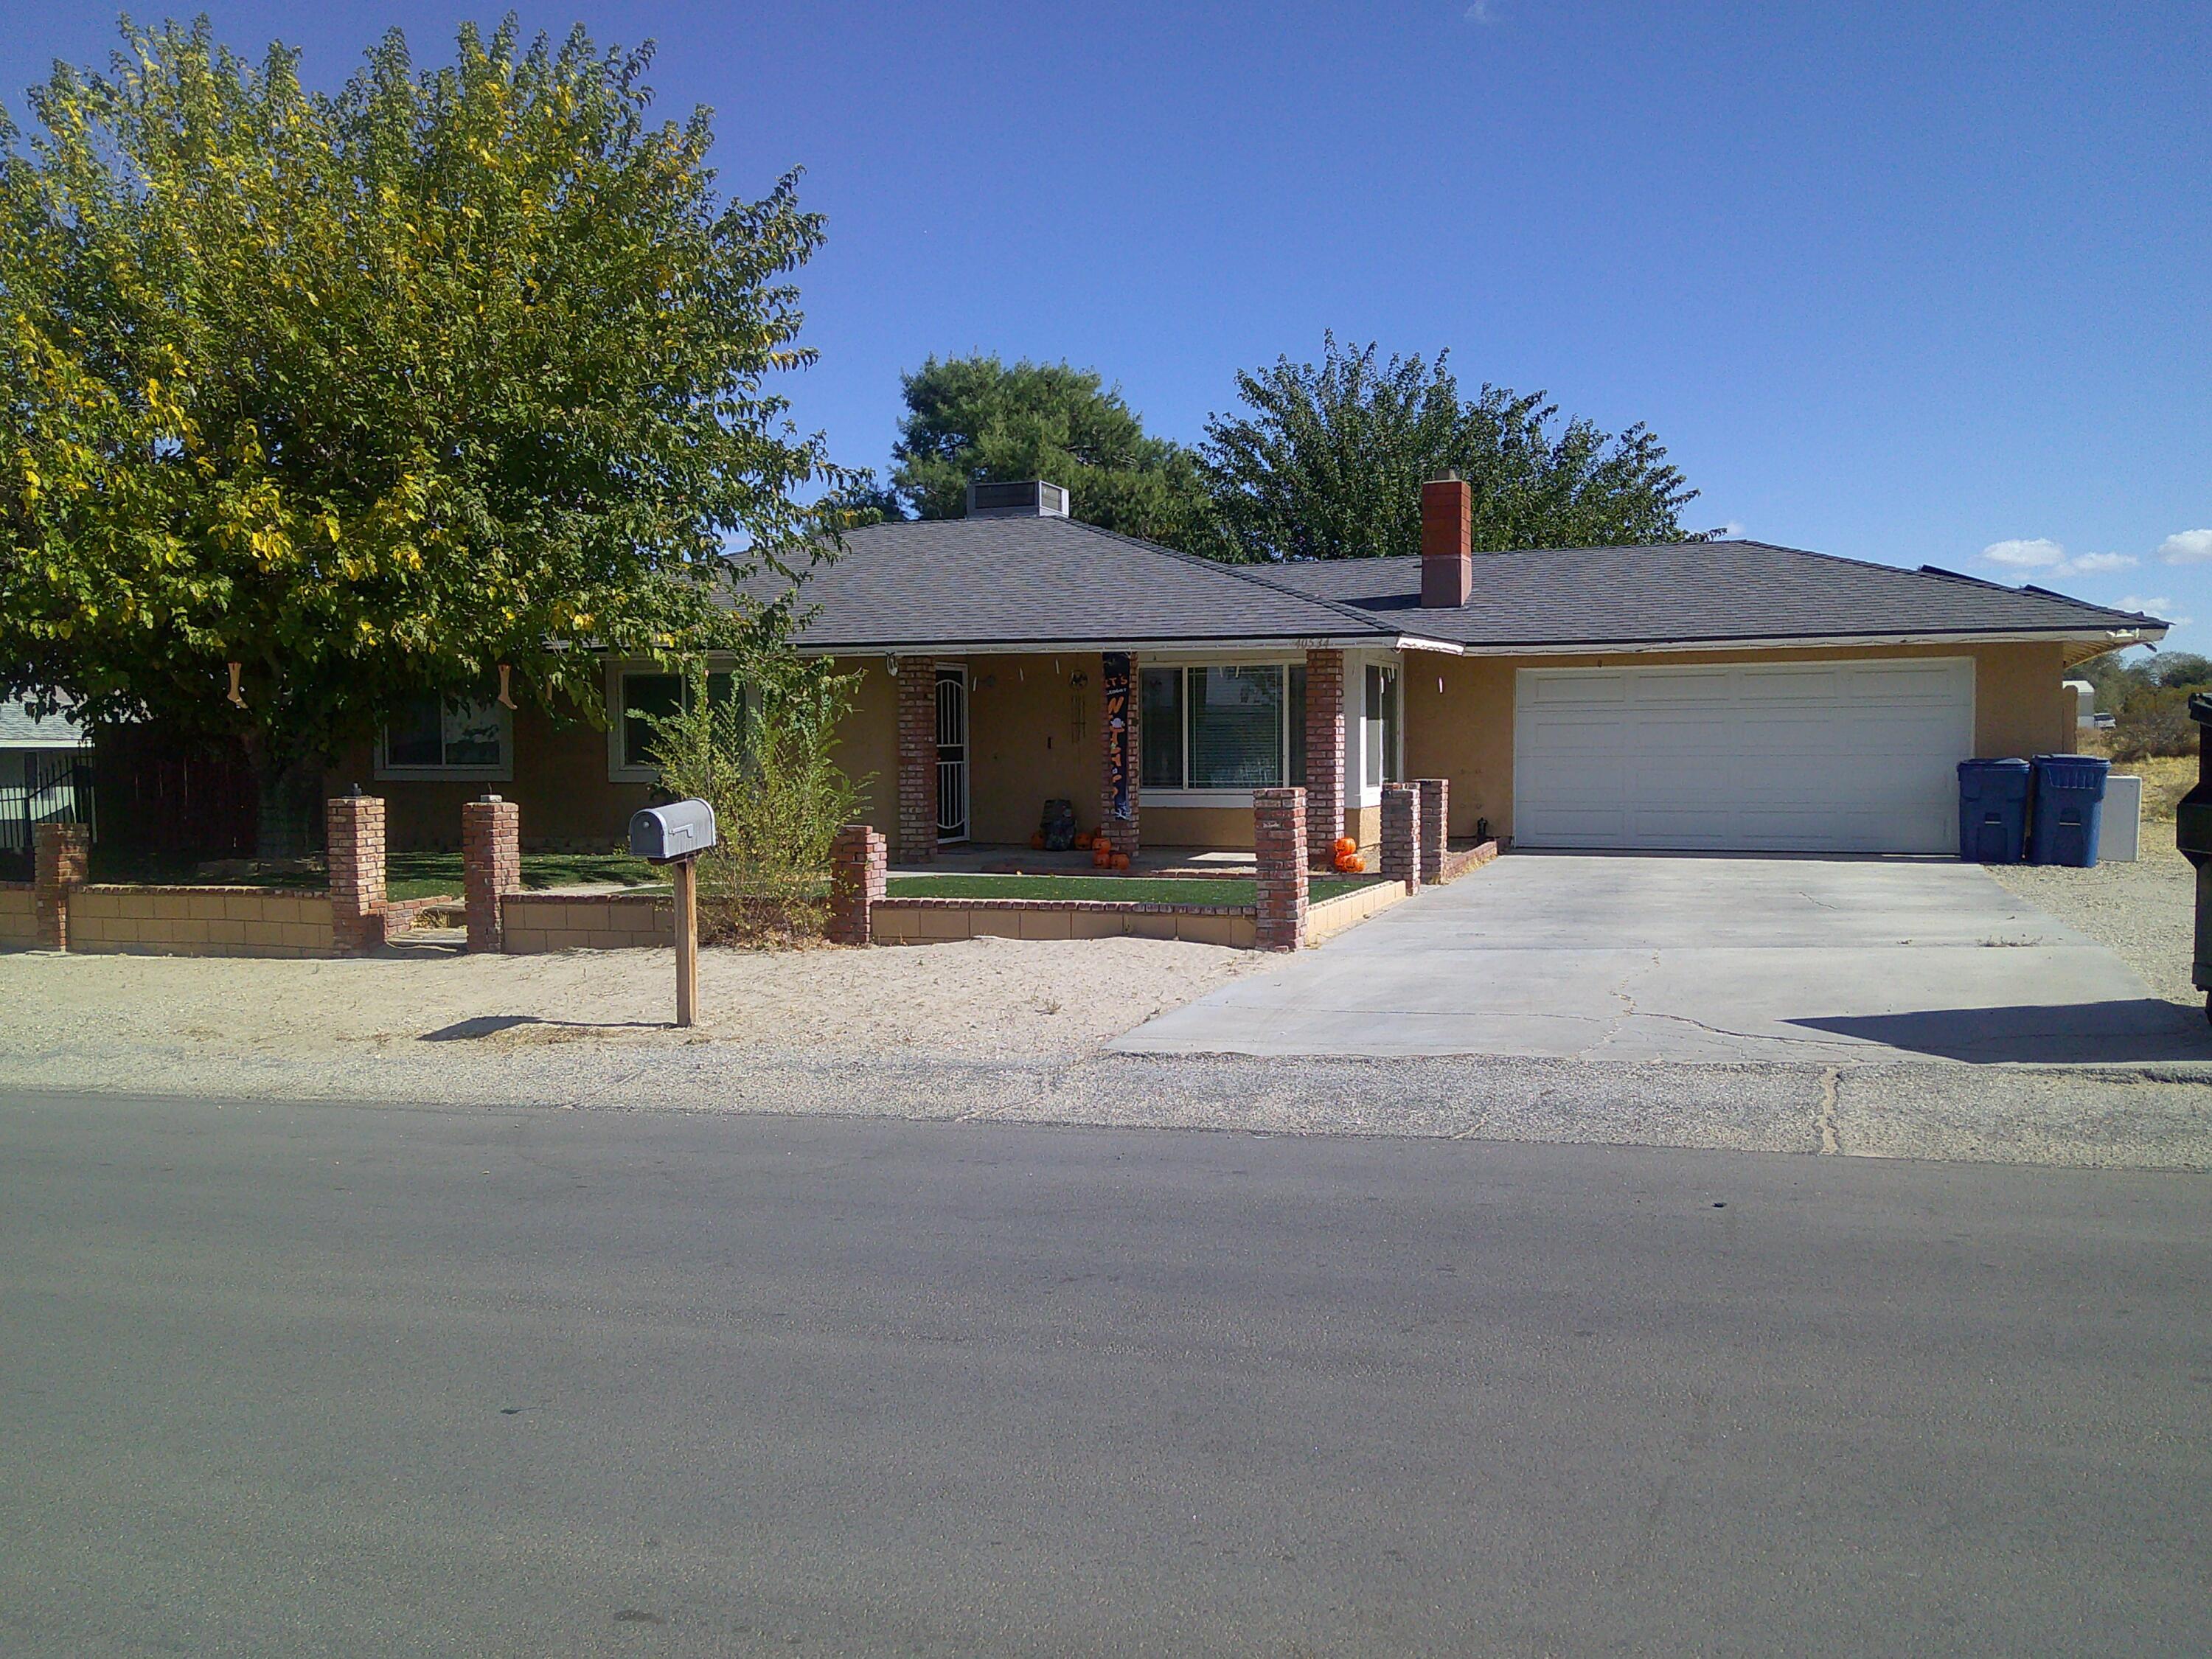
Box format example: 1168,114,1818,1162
252,756,321,862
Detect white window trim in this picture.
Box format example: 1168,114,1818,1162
373,700,514,784
1141,659,1307,800
605,658,748,784
1348,652,1404,808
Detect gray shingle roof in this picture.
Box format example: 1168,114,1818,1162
1258,542,2164,647
0,698,88,748
761,516,1382,650
754,520,2163,653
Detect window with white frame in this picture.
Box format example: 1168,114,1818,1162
1363,663,1401,788
611,667,740,776
377,694,511,779
1140,664,1308,793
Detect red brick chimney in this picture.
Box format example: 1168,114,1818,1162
1420,474,1471,608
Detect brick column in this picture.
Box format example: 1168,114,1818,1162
1100,651,1140,859
896,658,938,865
1303,649,1345,869
1253,787,1308,952
462,794,521,953
32,821,90,950
326,793,386,956
1416,778,1449,886
827,823,888,945
1381,782,1419,891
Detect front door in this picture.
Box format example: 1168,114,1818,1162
936,665,970,842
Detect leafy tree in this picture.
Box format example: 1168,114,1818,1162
1200,333,1708,563
0,18,837,854
888,355,1211,549
2154,652,2212,691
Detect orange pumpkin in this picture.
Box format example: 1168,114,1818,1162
1112,852,1131,871
1093,846,1115,869
1332,835,1357,857
1074,830,1093,850
1343,854,1366,874
1029,832,1046,850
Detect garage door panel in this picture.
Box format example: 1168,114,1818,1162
1514,658,1972,854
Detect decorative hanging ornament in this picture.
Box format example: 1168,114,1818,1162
226,662,246,708
497,663,517,710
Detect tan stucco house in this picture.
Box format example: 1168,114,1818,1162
339,478,2165,866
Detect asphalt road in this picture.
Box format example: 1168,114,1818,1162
5,1093,2209,1658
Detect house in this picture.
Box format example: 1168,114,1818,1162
340,479,2163,863
1,698,94,860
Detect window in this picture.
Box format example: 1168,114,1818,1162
1365,664,1401,787
1139,664,1307,793
615,669,738,773
378,695,509,778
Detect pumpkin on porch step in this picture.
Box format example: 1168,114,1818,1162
1112,852,1131,871
1332,835,1358,858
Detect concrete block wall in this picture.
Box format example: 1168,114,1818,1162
500,891,674,953
64,887,336,957
0,883,41,947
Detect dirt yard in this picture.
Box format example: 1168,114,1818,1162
0,934,1268,1070
1985,839,2201,1009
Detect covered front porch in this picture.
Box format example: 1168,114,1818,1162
862,644,1410,871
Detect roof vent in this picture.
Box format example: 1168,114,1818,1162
966,479,1070,519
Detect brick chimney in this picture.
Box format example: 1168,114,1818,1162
1420,474,1472,608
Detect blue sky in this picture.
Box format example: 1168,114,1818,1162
9,2,2208,651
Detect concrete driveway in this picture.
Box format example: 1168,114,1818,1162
1114,853,2212,1065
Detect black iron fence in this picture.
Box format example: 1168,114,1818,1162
0,754,94,872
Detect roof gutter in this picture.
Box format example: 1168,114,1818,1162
786,633,1410,658
1447,625,2166,658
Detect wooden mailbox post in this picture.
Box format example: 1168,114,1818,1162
629,799,717,1029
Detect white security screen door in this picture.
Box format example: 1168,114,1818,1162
1512,658,1975,854
936,666,970,842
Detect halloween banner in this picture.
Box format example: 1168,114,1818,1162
1102,652,1133,820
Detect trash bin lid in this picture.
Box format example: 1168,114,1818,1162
1957,757,2031,775
2031,754,2111,795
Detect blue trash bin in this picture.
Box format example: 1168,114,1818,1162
2028,754,2110,867
1956,758,2031,863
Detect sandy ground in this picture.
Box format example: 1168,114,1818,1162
1985,840,2201,1009
0,933,1268,1066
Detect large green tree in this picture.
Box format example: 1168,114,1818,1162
887,354,1211,549
1200,334,1708,563
1,18,837,853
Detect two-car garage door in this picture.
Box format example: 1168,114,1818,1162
1512,658,1975,854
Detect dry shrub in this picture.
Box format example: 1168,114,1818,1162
2109,685,2197,762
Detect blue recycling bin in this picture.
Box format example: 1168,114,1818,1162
2028,754,2110,867
1956,758,2031,863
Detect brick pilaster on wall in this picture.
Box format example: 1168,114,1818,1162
462,794,522,953
1099,652,1141,859
1303,648,1346,869
895,658,939,866
32,821,90,950
1381,782,1420,891
1253,787,1309,953
827,822,888,946
325,793,386,956
1416,778,1449,887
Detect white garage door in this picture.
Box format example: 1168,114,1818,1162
1513,658,1975,853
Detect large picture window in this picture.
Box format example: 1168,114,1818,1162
377,694,509,779
1140,664,1309,793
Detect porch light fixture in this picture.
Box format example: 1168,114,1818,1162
885,654,902,678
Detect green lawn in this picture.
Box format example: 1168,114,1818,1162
88,849,665,902
883,873,1387,906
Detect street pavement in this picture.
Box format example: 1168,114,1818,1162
1116,853,2212,1063
5,1091,2209,1657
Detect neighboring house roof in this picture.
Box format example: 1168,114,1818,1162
0,699,90,749
760,515,1385,650
1256,541,2164,650
754,519,2162,656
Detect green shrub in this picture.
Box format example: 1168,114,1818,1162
644,656,869,945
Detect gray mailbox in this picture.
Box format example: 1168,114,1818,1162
630,799,717,863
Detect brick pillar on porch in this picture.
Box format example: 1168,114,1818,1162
327,792,386,956
896,658,938,865
827,823,888,945
1099,652,1140,859
33,821,89,950
1253,787,1308,952
1381,782,1419,891
1303,648,1345,869
462,794,521,953
1416,777,1448,886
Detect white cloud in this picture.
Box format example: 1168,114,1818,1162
1464,0,1501,20
1719,521,1746,539
1978,538,2138,577
1981,537,2065,568
2117,595,2192,626
2158,529,2212,564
